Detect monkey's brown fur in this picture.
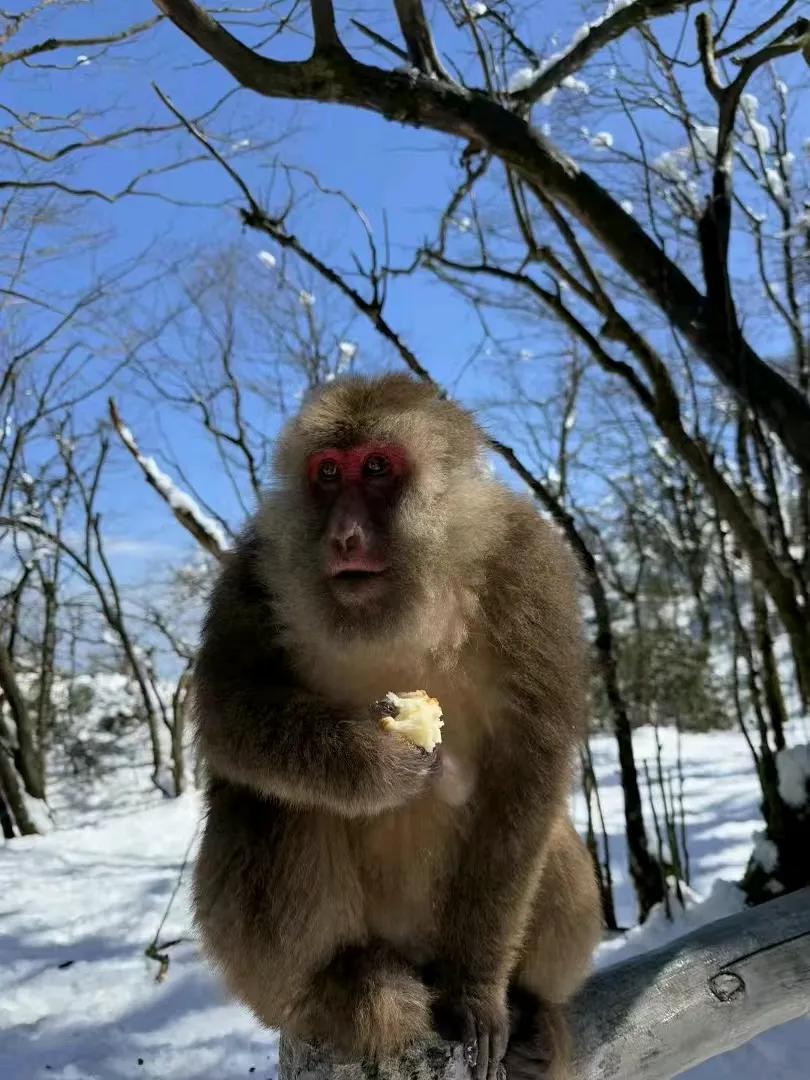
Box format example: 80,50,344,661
192,375,601,1079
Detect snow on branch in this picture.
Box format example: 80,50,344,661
280,888,810,1080
510,1,698,107
108,399,228,562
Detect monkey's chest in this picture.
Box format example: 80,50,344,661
352,796,460,957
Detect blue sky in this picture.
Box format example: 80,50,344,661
4,1,807,582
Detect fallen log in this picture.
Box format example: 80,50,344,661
279,888,810,1080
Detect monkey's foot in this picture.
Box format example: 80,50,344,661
432,992,509,1080
504,988,569,1080
292,943,431,1062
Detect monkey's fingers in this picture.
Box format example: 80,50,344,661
485,1014,509,1080
370,697,398,720
474,1027,489,1080
432,997,476,1060
475,1010,509,1080
432,995,506,1080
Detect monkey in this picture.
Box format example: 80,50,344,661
192,374,601,1080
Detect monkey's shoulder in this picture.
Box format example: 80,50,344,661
199,528,295,682
478,495,586,673
483,494,581,605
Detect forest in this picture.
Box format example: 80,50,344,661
1,2,809,1077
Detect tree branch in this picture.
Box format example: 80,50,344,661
310,0,345,55
715,0,797,59
696,13,723,101
393,0,451,79
695,11,809,422
512,0,698,107
153,0,810,476
279,888,810,1080
107,399,227,562
150,89,810,687
350,19,409,62
0,15,161,69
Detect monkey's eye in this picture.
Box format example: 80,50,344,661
317,459,340,482
363,454,391,478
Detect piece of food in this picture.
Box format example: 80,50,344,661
380,690,444,753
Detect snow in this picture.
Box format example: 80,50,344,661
751,830,779,874
298,290,315,308
765,167,788,206
694,125,719,157
0,786,274,1080
741,94,771,154
597,879,747,969
508,66,538,93
508,66,590,100
257,250,276,270
776,744,810,809
2,725,810,1078
590,131,613,150
561,75,590,95
655,147,689,182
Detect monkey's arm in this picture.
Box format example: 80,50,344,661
429,736,572,1072
429,514,586,1077
195,541,433,817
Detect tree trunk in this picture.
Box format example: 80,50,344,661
0,639,45,800
34,577,59,782
0,748,39,836
481,440,664,920
279,888,810,1080
589,578,664,920
0,784,15,838
171,662,194,797
752,586,788,753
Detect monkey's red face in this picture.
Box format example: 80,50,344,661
307,443,410,607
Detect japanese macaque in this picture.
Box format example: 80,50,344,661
192,374,601,1080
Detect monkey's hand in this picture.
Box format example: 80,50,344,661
379,691,444,753
430,980,509,1080
369,699,440,807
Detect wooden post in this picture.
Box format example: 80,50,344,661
279,888,810,1080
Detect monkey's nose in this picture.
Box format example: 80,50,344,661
332,527,363,557
342,532,361,554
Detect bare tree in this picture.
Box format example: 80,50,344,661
154,0,810,472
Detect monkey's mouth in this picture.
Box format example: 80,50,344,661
327,553,390,579
333,569,385,582
329,566,391,604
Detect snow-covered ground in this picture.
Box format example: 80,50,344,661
2,726,809,1080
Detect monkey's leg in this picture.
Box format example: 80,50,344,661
288,941,432,1061
507,820,601,1080
505,987,569,1080
196,793,431,1061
